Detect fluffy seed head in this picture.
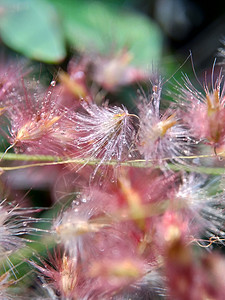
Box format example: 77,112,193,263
72,101,136,173
137,79,194,164
0,200,38,265
4,79,75,155
177,71,225,150
174,173,225,242
31,251,84,299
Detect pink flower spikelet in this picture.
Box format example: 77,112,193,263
0,201,26,258
0,200,40,265
31,251,88,299
70,101,137,174
137,79,194,164
178,72,225,151
3,79,75,156
174,173,225,242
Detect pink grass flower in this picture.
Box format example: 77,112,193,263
53,193,159,299
0,201,26,258
0,200,42,268
137,78,195,164
177,70,225,152
174,173,225,243
31,251,87,300
154,173,225,248
3,79,75,156
31,246,151,300
70,101,137,175
53,186,129,260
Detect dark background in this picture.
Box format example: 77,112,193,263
144,0,225,70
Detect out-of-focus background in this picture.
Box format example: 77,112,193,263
148,0,225,69
0,0,224,70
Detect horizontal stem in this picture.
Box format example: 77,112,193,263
0,152,61,161
0,152,225,175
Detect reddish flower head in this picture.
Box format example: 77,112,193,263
69,101,137,175
178,70,225,152
137,78,195,165
3,79,75,156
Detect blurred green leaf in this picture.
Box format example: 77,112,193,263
48,0,162,67
0,0,66,63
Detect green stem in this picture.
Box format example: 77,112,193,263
0,152,225,175
0,152,61,162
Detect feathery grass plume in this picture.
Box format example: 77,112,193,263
2,78,76,156
174,173,225,244
0,199,45,292
0,58,29,122
54,198,161,299
0,201,43,261
53,167,177,265
70,101,137,176
30,250,88,300
116,167,176,231
31,247,152,300
177,67,225,153
137,77,195,165
0,200,27,260
53,186,123,259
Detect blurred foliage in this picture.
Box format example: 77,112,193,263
0,0,162,65
0,0,66,62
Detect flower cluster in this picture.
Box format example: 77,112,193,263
0,199,43,298
0,51,225,299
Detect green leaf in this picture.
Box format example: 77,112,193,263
49,0,162,67
0,0,66,63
